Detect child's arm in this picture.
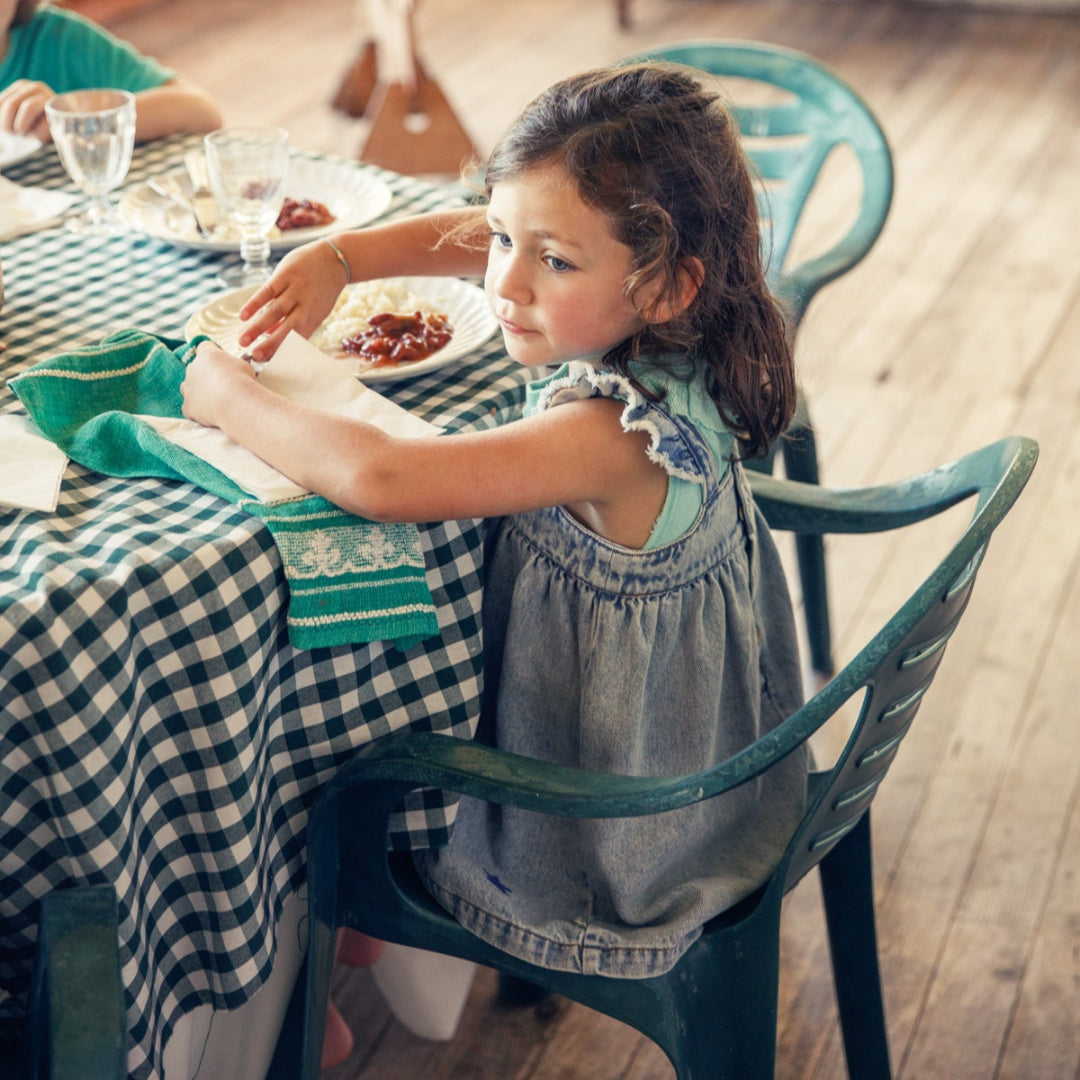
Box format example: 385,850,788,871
0,77,221,143
131,80,223,142
237,208,489,363
180,342,667,547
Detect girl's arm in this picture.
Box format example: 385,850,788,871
131,80,223,141
180,342,667,547
236,207,489,363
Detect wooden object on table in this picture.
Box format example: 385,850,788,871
332,0,479,177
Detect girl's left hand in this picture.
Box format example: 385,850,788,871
0,80,55,142
180,341,257,428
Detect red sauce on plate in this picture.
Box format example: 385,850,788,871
276,197,336,231
341,311,453,367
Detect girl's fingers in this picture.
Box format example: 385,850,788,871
238,281,276,321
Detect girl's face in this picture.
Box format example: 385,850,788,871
484,163,647,368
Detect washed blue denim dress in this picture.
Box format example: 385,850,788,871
417,362,808,978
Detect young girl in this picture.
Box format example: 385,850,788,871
181,60,808,1055
0,0,222,143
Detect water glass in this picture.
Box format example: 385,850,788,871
45,89,136,235
204,127,289,288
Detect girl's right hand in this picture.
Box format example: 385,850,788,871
236,238,350,362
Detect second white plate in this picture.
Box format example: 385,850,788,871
186,276,499,383
121,156,394,252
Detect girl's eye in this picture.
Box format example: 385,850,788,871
544,254,574,273
489,230,512,249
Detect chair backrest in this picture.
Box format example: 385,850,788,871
629,40,895,324
744,438,1036,891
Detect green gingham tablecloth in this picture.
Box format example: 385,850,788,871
0,135,528,1080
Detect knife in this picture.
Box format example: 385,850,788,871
147,174,208,238
183,151,219,236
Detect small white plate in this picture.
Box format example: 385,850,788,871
120,156,394,252
186,276,499,383
0,132,44,170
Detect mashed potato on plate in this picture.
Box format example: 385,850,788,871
311,280,446,354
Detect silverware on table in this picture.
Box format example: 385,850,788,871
147,174,211,239
183,151,219,236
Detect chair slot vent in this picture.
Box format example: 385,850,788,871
833,774,884,812
878,679,932,723
857,724,910,768
809,815,861,852
946,542,987,602
899,624,956,670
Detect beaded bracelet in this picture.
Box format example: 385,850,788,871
323,237,352,284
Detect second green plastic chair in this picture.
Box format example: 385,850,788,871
631,41,896,675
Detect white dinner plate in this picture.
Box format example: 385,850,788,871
0,132,44,170
120,156,394,252
186,276,499,383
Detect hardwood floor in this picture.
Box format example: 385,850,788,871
104,0,1080,1076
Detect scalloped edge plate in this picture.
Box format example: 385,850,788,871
120,156,394,252
186,276,499,383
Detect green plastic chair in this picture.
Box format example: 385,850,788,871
268,435,1037,1080
2,884,126,1080
630,41,896,676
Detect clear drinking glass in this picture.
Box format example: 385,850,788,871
204,127,290,288
45,89,136,235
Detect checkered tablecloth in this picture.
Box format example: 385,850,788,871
0,135,528,1080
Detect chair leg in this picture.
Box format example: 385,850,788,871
657,890,783,1080
780,408,833,676
818,812,892,1080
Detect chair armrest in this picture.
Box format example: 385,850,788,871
747,436,1036,535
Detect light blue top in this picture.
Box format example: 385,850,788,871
524,358,738,549
1,6,174,93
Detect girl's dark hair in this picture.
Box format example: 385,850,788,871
485,63,795,458
13,0,43,27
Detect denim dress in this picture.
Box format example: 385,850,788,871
416,361,808,978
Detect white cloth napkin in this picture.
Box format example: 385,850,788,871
141,331,442,503
0,175,77,240
0,413,69,511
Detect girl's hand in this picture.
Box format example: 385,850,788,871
180,341,257,428
235,238,349,362
0,80,56,143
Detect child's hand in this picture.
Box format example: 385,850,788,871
236,239,349,363
0,80,56,143
180,341,257,428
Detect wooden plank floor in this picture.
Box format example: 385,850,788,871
106,0,1080,1076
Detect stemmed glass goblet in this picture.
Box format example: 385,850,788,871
204,127,290,288
44,89,136,235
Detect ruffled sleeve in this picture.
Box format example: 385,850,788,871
525,361,710,485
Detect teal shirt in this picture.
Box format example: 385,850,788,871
1,6,174,94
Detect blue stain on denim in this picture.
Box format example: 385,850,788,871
485,871,513,895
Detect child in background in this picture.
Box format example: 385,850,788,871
181,62,808,1063
0,0,221,143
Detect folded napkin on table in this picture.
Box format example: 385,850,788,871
0,413,68,512
9,329,443,650
0,175,77,239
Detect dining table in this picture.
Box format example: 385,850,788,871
0,132,529,1080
